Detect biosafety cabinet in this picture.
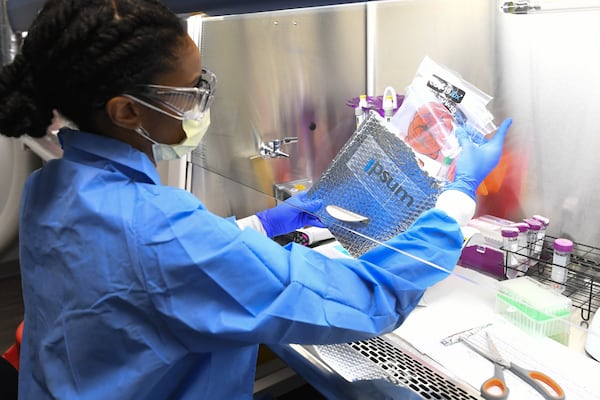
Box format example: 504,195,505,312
3,0,600,399
186,2,600,397
186,0,600,248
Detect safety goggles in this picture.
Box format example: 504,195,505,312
132,67,217,118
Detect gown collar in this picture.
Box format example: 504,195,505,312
57,128,162,185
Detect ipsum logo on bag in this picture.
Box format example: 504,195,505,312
346,135,426,211
363,158,414,207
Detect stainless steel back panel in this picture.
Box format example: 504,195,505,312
189,4,365,217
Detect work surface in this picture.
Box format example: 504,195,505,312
391,265,600,399
300,240,600,398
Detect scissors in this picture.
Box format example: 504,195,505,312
462,333,565,400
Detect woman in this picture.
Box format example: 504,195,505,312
0,0,510,398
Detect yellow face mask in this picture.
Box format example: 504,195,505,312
137,108,211,162
126,67,217,162
129,95,211,162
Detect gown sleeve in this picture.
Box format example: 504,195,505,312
134,188,463,351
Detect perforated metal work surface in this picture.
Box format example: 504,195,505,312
316,336,480,400
349,336,480,399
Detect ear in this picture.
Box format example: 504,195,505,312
105,96,142,130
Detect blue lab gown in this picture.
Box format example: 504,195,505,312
18,129,463,399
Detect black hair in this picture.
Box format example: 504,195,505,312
0,0,187,138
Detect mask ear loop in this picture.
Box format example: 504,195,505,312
133,126,159,145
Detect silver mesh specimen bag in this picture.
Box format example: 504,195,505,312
307,111,444,257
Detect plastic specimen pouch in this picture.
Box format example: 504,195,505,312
307,111,443,257
390,56,497,181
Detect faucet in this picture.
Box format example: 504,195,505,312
259,137,298,158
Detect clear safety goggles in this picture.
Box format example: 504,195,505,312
133,67,217,118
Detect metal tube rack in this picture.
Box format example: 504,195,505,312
502,235,600,321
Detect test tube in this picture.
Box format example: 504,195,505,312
532,214,550,255
552,238,573,292
355,94,368,128
382,86,398,123
501,227,520,278
437,156,453,180
523,218,543,266
383,95,395,123
510,222,530,278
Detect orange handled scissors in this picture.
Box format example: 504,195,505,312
462,333,565,400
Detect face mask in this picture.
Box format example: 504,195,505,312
142,110,211,162
130,97,211,162
125,68,217,162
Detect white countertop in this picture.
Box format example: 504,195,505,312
313,240,600,398
393,265,600,399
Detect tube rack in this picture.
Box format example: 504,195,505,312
502,235,600,321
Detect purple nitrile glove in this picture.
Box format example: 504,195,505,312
256,191,325,238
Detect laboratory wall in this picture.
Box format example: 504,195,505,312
0,0,41,269
188,0,600,248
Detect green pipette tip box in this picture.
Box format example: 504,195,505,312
496,276,572,345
